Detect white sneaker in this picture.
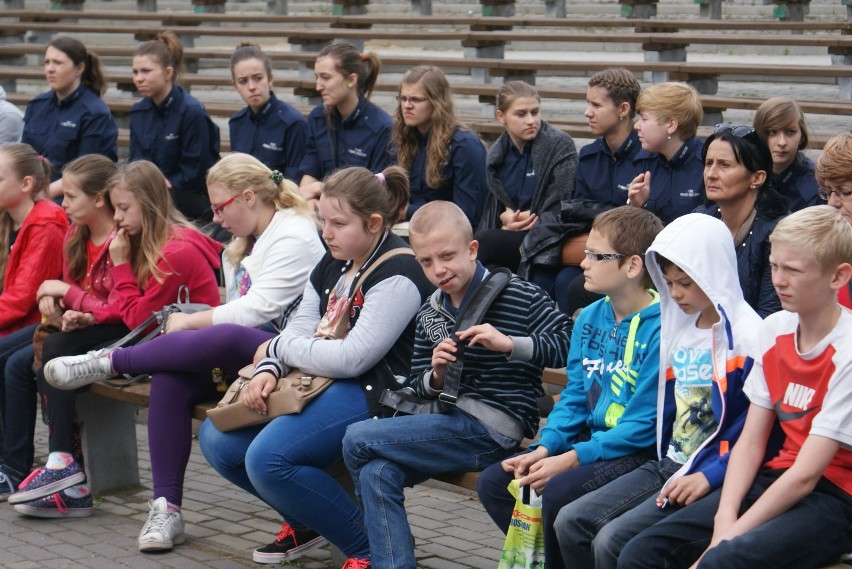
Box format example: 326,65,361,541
138,497,185,552
44,349,114,390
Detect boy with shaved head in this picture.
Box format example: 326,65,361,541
343,200,571,569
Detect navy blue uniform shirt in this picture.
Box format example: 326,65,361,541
498,140,537,212
229,92,307,183
636,136,705,225
22,83,117,181
574,130,646,207
129,85,220,196
773,152,818,213
406,127,487,227
298,98,393,181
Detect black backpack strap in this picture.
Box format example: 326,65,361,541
439,268,512,404
379,268,513,414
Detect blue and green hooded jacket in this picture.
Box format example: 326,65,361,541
532,290,661,464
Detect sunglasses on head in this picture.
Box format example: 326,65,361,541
713,123,757,138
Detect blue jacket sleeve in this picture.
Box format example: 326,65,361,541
299,118,322,180
532,321,587,456
365,122,393,174
283,119,308,183
450,135,487,227
572,328,660,463
170,107,219,193
78,109,118,161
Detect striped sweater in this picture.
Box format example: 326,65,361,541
410,276,572,439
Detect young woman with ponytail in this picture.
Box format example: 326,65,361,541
21,38,118,198
298,43,394,208
129,31,220,223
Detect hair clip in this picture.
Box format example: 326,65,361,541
375,172,385,184
360,53,367,61
269,170,284,185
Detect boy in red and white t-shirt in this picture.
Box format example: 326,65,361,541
613,205,852,569
695,205,852,568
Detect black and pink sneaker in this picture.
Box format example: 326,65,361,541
8,458,85,505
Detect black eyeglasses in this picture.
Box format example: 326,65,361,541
583,250,627,263
713,123,756,138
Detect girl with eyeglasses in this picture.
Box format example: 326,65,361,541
694,124,787,318
228,43,307,183
298,43,394,210
393,65,487,227
629,82,705,225
814,132,852,308
475,80,577,293
752,96,819,213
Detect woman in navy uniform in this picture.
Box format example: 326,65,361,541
393,65,486,228
298,43,393,208
22,37,117,199
129,31,220,223
228,42,307,183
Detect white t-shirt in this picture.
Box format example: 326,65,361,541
666,321,717,464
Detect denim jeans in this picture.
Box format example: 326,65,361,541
0,323,39,479
619,469,852,569
198,380,371,558
479,448,653,569
342,408,515,569
554,457,682,569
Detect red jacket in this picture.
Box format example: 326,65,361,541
107,225,222,329
0,200,68,337
61,226,122,325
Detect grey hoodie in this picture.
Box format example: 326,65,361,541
0,86,24,144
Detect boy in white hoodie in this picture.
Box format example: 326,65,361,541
554,213,761,569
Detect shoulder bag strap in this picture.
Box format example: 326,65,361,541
439,267,513,403
330,247,414,339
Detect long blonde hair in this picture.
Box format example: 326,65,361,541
207,153,316,266
104,161,194,287
0,144,51,289
393,66,469,189
62,155,117,284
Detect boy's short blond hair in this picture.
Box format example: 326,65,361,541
769,205,852,274
636,82,703,140
409,201,473,243
592,206,664,289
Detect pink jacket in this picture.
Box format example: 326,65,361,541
61,226,121,324
107,226,222,329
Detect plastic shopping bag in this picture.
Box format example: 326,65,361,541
497,478,545,569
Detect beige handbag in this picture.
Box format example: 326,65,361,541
205,364,333,431
205,247,413,432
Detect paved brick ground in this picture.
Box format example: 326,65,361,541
0,416,506,568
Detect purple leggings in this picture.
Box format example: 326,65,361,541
111,324,275,505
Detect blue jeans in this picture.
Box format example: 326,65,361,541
0,323,38,479
198,380,371,558
619,469,852,569
343,408,515,569
554,457,682,569
479,448,653,569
